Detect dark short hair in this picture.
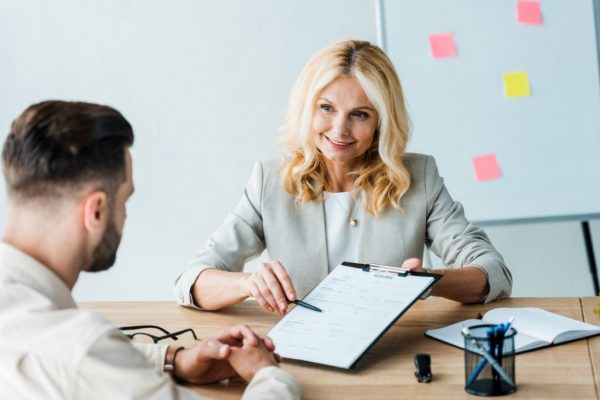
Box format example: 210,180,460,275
2,100,134,200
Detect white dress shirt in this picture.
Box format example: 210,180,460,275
0,243,301,400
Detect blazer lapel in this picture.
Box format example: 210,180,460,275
303,198,329,279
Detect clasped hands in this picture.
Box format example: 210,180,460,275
173,324,281,384
241,258,424,315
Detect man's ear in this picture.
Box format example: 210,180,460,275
82,191,108,233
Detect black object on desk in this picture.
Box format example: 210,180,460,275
414,353,432,383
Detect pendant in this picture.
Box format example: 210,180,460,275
349,218,358,227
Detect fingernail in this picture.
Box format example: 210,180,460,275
279,303,287,310
219,345,228,356
289,294,296,301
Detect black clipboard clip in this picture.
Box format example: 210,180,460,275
362,263,409,277
341,261,443,282
341,261,410,276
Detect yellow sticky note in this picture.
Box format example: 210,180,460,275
503,71,531,97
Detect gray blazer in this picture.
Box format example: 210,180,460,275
175,153,512,307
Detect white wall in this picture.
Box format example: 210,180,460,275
0,1,598,301
0,0,378,300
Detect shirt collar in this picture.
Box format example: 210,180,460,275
0,242,76,309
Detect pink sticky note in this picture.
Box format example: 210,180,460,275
472,154,502,182
429,33,457,58
517,0,542,25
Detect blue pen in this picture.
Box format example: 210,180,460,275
489,325,500,383
493,317,514,368
495,317,514,378
462,323,486,387
502,317,514,337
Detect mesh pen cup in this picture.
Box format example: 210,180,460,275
462,324,517,396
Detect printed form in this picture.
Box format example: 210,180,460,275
268,264,435,368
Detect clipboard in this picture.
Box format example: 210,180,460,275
267,261,442,369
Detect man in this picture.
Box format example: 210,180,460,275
0,101,301,399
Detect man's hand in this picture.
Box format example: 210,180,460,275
226,336,280,382
173,324,279,384
173,338,235,384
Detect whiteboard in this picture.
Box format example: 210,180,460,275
381,0,600,224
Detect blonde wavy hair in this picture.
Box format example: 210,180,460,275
278,39,411,216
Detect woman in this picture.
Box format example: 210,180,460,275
175,40,512,315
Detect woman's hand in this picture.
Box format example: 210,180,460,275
241,261,297,315
401,258,423,271
400,257,490,303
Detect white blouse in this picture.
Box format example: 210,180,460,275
323,191,362,272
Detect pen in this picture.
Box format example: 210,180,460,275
495,317,514,380
291,299,322,312
462,324,487,387
502,317,514,336
489,325,500,383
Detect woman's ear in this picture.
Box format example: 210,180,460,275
82,191,108,233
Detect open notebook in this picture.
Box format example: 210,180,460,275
426,307,600,353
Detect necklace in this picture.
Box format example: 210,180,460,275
330,192,359,227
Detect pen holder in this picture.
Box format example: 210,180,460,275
462,324,517,396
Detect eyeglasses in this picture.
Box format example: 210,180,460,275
119,324,198,344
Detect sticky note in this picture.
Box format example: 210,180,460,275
503,71,531,97
473,154,501,182
429,33,457,58
517,0,542,25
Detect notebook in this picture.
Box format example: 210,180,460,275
267,261,441,369
425,307,600,353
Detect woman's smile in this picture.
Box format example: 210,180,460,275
324,134,356,149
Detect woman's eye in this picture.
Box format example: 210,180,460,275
353,111,369,119
320,104,333,112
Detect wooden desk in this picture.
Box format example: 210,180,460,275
80,297,600,399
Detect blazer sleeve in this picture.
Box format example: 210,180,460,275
174,161,267,309
423,156,513,303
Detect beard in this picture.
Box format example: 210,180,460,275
88,217,122,273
